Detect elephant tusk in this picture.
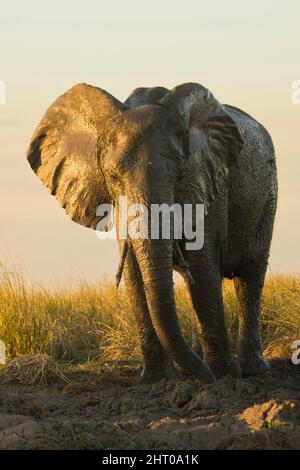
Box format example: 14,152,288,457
174,241,195,285
115,240,128,289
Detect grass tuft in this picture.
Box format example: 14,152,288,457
0,353,69,386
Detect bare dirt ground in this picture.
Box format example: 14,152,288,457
0,359,299,450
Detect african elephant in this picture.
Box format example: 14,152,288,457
26,82,277,384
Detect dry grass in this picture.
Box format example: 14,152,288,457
0,354,69,386
0,264,299,363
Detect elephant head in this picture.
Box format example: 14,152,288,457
27,82,243,381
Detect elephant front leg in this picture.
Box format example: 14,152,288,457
186,259,241,379
124,247,176,383
234,268,270,376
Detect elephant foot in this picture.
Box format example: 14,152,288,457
206,356,241,380
139,362,177,384
239,352,270,377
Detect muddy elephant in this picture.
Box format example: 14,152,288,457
26,82,277,384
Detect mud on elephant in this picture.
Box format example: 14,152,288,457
27,82,277,384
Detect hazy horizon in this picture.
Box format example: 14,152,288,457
0,0,299,285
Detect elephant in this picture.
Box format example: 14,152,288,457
26,82,277,384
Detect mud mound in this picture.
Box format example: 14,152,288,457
0,359,299,449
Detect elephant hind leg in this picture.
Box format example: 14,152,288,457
235,188,276,376
234,264,269,376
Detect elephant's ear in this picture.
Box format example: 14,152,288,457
160,83,244,208
124,86,169,107
26,83,127,229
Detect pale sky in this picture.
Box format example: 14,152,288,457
0,0,299,285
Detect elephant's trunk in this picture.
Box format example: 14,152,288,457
133,237,215,383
